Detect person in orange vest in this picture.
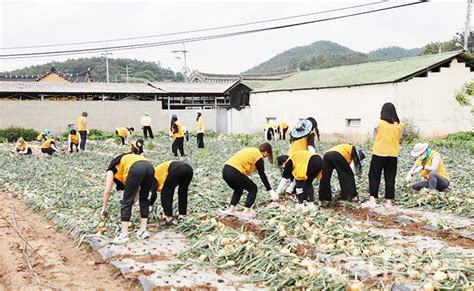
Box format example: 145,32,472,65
68,129,81,153
170,114,185,157
150,160,194,226
101,153,155,244
116,127,134,145
222,142,279,218
77,111,88,151
41,137,60,156
128,138,144,155
363,103,404,209
277,122,289,140
406,143,449,191
196,110,205,148
319,144,366,203
275,150,323,209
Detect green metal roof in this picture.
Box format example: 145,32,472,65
254,51,470,93
241,80,280,90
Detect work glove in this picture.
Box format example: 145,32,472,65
405,173,412,183
269,190,280,202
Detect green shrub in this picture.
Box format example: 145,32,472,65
0,127,39,142
431,131,474,154
401,120,420,143
88,129,115,140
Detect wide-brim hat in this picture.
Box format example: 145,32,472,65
411,143,428,157
290,119,312,139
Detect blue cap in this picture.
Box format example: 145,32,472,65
171,114,178,119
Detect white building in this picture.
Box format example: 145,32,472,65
227,51,473,140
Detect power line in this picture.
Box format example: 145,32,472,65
0,1,428,60
1,1,384,51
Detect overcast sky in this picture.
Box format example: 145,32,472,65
0,0,467,75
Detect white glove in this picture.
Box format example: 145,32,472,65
307,146,316,153
286,180,296,194
413,165,423,174
405,173,412,183
276,178,289,194
269,190,279,201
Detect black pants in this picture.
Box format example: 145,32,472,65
279,128,288,140
197,132,204,148
143,126,154,139
79,131,87,150
368,155,397,199
17,148,32,155
172,137,185,156
319,151,357,201
223,165,258,208
266,128,274,141
69,142,79,153
41,148,54,156
121,161,154,222
150,162,193,217
294,155,322,203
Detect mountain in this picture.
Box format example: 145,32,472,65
5,57,184,82
368,46,422,61
245,41,421,73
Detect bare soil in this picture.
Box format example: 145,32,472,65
218,216,267,239
0,192,140,290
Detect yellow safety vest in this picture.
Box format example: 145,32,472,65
154,161,173,192
372,119,404,157
416,150,449,180
327,144,353,164
78,116,87,131
196,116,205,132
226,148,263,176
116,127,129,138
69,133,80,144
113,154,147,185
289,151,316,180
41,139,54,149
172,121,184,139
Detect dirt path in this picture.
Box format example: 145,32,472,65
0,192,139,290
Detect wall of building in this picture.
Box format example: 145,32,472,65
229,59,473,140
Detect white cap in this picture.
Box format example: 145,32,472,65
411,143,428,157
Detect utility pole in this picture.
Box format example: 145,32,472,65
172,43,190,82
101,50,112,83
126,64,129,83
465,0,472,51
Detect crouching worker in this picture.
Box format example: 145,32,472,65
129,138,144,155
37,129,50,143
319,144,366,203
68,129,81,153
41,138,60,155
101,153,154,244
406,143,449,191
14,137,32,155
150,161,193,226
116,127,134,145
276,151,323,209
223,142,279,218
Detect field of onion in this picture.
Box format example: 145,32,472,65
0,134,472,289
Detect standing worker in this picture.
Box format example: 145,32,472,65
318,144,366,203
222,142,279,218
129,138,144,155
68,129,81,153
196,110,205,148
116,127,134,145
277,122,289,140
150,160,194,226
41,137,60,155
264,122,276,141
275,150,323,209
78,111,88,151
101,153,155,244
170,114,185,157
140,113,154,139
363,102,404,209
406,143,449,192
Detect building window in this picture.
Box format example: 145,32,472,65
346,118,361,127
266,117,276,124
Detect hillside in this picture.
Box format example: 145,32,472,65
5,58,184,82
245,41,421,73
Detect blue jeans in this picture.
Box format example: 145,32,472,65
412,171,449,191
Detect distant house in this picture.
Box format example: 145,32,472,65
0,66,93,83
228,51,474,139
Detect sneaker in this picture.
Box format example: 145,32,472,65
295,203,305,210
304,203,318,211
242,209,256,218
160,219,178,227
111,232,129,245
352,196,365,204
361,197,377,209
136,229,151,240
384,200,393,208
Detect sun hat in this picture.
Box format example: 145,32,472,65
44,129,50,135
290,119,312,139
82,111,88,116
411,143,428,157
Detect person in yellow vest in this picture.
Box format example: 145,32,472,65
277,122,289,140
170,114,185,157
196,110,205,148
77,111,88,151
140,113,154,139
128,138,144,155
101,153,155,244
222,142,279,218
264,123,276,141
41,138,60,156
150,161,194,226
363,103,404,209
67,129,81,153
14,137,32,155
36,129,50,143
116,127,134,145
406,143,449,191
275,150,323,209
319,144,366,203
